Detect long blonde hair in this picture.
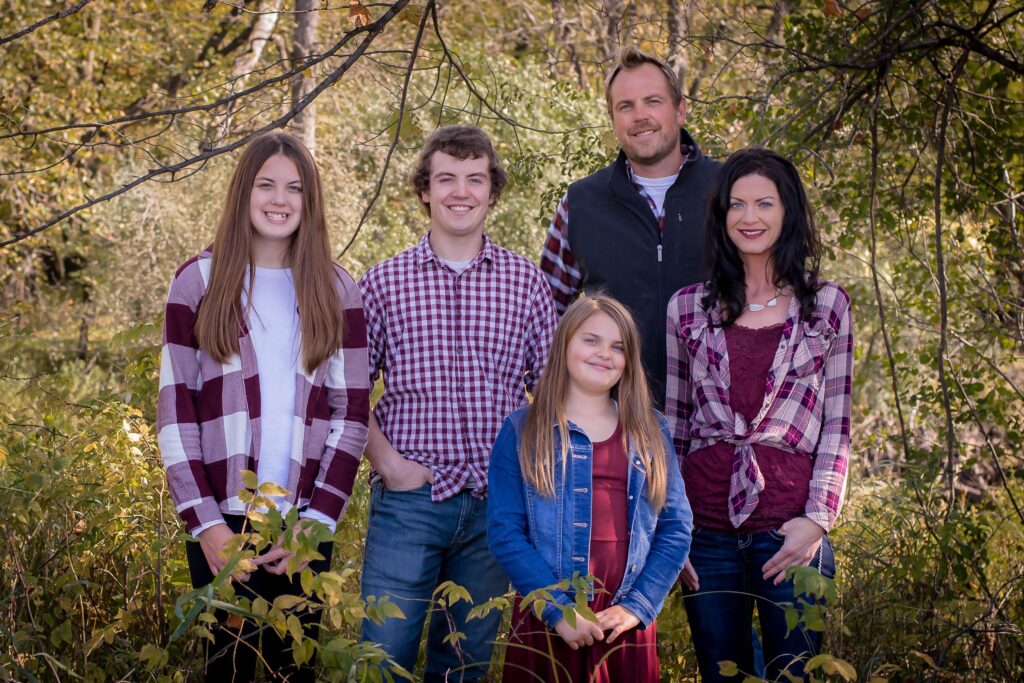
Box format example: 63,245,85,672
520,295,668,512
193,132,345,374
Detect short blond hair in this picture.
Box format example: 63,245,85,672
604,46,683,114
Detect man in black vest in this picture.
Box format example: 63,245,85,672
540,46,720,408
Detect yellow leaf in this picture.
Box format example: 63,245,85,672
258,481,290,497
241,469,258,489
273,594,306,611
399,4,424,25
287,614,304,642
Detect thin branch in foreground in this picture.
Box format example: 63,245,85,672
0,0,412,249
0,0,93,47
339,0,433,257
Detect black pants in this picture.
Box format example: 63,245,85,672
185,515,334,682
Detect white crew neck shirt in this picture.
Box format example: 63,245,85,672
247,267,300,514
633,173,679,217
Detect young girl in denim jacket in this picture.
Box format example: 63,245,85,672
488,295,692,682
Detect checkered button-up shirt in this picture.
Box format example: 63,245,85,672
666,281,853,531
359,234,557,501
157,250,371,534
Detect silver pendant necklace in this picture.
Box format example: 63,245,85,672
746,288,782,312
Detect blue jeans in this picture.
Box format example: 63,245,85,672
359,482,508,682
683,528,836,682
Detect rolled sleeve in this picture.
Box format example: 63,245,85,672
665,291,693,469
805,289,853,532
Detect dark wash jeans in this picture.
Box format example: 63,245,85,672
359,482,508,682
683,527,836,682
185,514,334,683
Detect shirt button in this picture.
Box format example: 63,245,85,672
628,495,634,500
630,565,637,573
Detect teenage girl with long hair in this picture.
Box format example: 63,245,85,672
157,131,370,681
666,147,853,681
488,295,692,682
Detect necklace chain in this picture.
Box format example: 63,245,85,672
746,288,782,313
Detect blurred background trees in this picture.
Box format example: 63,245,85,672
1,1,1022,679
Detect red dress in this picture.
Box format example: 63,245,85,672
502,423,661,682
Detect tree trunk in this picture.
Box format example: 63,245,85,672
291,0,319,156
216,0,283,142
232,0,283,81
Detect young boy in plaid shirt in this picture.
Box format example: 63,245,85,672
357,125,557,681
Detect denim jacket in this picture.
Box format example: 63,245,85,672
487,407,692,629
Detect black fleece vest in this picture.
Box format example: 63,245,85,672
565,130,720,408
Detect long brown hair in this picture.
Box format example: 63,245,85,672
193,131,345,373
520,295,669,512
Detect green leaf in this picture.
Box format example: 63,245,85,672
805,654,831,672
252,597,270,618
50,620,72,646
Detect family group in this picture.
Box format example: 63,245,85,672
157,45,852,683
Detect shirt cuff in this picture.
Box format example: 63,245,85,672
190,519,227,539
803,508,833,534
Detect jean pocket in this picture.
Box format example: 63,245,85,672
768,528,787,542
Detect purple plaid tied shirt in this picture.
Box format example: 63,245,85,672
666,281,853,530
359,234,557,501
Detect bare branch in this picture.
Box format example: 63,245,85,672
339,0,433,256
0,0,93,47
0,0,413,249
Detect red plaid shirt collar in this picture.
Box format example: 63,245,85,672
412,232,497,269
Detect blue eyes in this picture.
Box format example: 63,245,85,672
729,201,774,209
582,337,624,352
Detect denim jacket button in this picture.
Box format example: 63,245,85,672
628,495,634,500
630,564,637,573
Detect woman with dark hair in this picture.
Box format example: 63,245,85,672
666,148,853,681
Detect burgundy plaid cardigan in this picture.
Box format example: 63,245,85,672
157,250,370,534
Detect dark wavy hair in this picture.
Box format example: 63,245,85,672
702,147,822,325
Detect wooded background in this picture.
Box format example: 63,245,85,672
1,1,1022,680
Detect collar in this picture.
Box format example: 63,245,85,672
413,232,496,269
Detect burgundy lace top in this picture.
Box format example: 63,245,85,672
683,323,813,532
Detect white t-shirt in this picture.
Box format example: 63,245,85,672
440,257,473,273
248,267,300,510
191,268,336,537
633,173,679,217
